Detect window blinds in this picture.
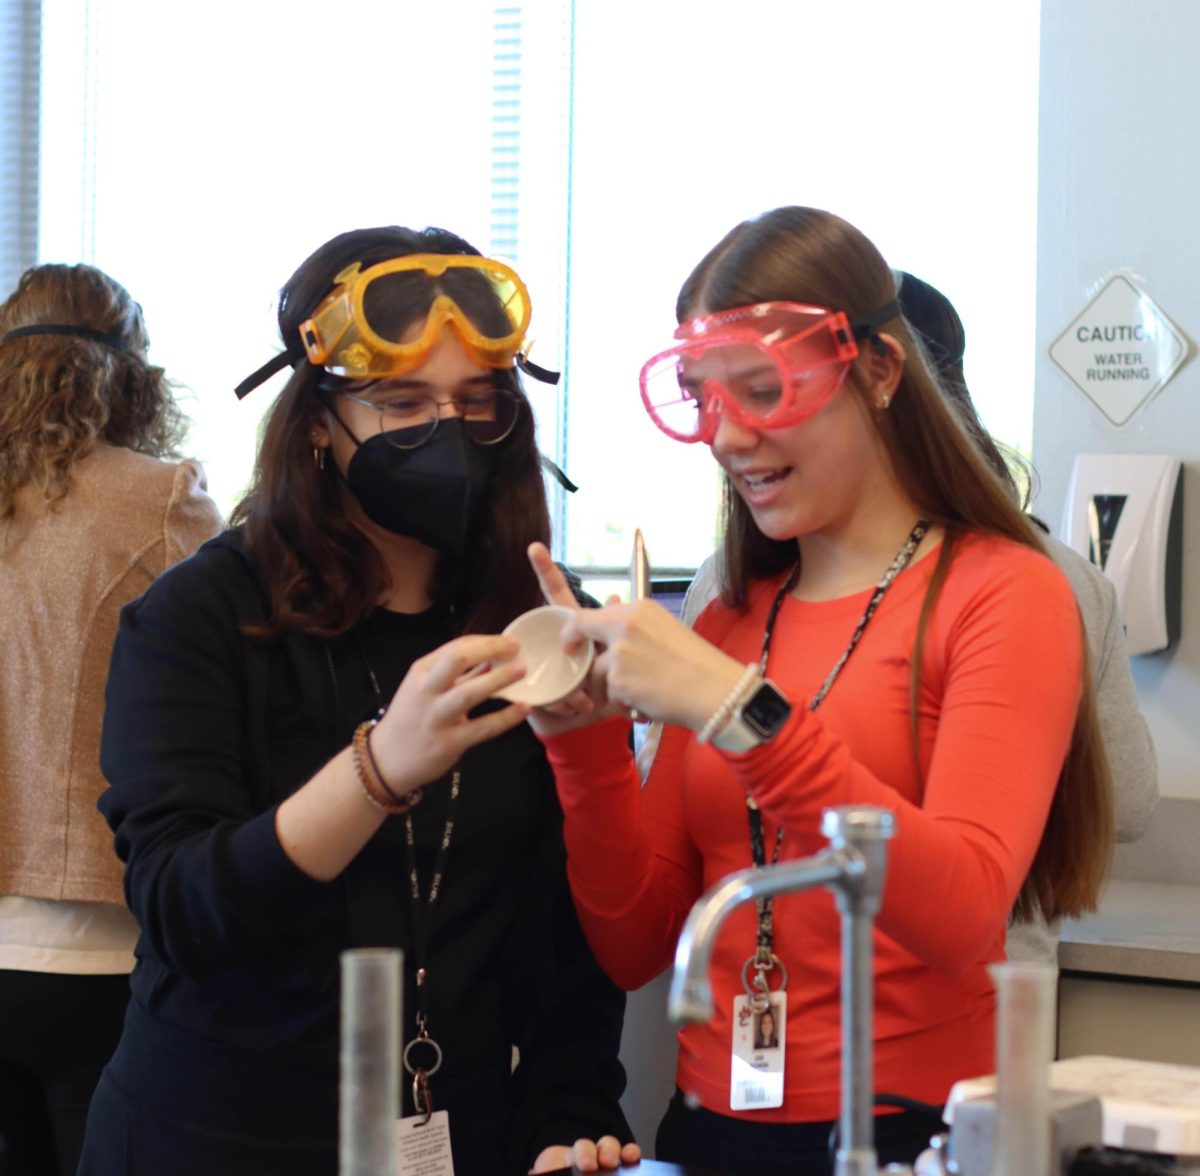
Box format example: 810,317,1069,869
0,0,39,298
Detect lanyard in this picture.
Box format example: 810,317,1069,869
743,519,929,1004
358,647,461,1122
402,767,460,1120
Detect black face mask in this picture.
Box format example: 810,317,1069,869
338,417,498,558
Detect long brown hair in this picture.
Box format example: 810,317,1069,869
678,206,1112,923
0,263,186,520
230,226,550,638
893,269,1036,511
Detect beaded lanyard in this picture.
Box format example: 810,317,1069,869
743,519,930,1008
357,648,461,1124
402,766,459,1122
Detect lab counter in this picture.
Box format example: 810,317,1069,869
1057,878,1200,1065
1059,878,1200,984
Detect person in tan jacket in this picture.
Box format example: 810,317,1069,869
0,263,222,1176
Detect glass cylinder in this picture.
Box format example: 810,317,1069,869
988,960,1057,1176
339,948,402,1176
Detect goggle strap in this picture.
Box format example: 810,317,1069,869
2,323,127,352
848,298,901,342
234,350,298,400
540,453,577,493
516,352,560,385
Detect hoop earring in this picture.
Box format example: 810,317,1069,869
312,446,326,471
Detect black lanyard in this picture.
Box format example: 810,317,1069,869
358,646,461,1120
745,520,930,984
402,767,460,1119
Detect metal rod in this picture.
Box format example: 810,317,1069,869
668,805,895,1176
667,850,854,1025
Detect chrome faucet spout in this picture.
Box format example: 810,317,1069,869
667,848,857,1026
667,804,896,1176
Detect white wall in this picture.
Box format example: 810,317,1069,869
1034,0,1200,801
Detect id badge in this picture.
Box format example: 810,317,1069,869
396,1109,454,1176
729,991,787,1110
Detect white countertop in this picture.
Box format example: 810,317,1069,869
1059,878,1200,984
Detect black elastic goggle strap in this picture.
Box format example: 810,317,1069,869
234,350,301,400
848,298,901,343
516,352,560,385
2,323,127,352
540,453,577,493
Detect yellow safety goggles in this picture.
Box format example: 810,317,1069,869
297,254,532,380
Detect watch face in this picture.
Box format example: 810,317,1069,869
742,681,792,740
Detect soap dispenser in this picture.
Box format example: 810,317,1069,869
1060,454,1182,656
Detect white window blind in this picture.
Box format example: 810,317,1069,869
36,0,518,515
0,0,39,296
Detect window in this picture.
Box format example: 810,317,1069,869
0,0,39,295
38,0,517,511
31,0,1040,590
560,1,1041,581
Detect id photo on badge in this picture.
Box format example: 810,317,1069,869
753,1004,781,1051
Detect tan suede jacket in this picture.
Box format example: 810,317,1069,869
0,444,223,904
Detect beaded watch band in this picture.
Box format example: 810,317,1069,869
696,663,760,745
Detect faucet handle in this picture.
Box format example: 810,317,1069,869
822,805,895,916
821,805,897,848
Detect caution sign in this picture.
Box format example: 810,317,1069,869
1049,273,1188,427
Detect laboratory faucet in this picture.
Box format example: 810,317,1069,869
668,805,896,1176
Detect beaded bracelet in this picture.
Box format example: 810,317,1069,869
352,718,423,816
696,663,760,745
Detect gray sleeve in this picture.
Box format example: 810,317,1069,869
1004,917,1060,966
635,555,723,782
1046,536,1158,843
680,554,721,628
1087,575,1159,842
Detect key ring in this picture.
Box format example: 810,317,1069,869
404,1031,443,1127
741,952,789,1013
402,1033,444,1079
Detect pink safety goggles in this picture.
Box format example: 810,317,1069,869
639,299,899,444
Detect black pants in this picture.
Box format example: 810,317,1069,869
0,969,130,1176
655,1089,943,1176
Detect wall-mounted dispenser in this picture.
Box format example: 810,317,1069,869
1061,454,1183,656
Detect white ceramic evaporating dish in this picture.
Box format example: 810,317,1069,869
494,605,595,706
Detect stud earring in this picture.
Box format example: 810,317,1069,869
312,446,326,471
878,394,891,410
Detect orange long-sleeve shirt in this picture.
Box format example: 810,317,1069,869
542,532,1083,1121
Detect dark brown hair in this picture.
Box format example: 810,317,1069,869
0,263,186,520
678,206,1112,923
229,226,550,638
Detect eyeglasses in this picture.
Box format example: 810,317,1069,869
334,382,520,450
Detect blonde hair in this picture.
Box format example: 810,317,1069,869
0,263,186,520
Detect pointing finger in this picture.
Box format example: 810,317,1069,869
527,542,579,610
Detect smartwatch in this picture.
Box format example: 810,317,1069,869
712,677,793,754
